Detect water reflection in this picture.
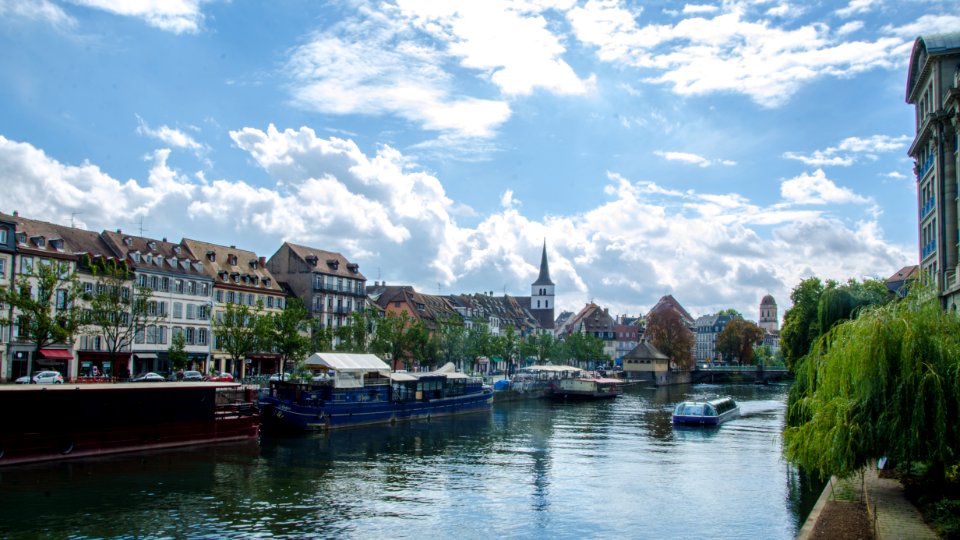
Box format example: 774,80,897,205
0,383,818,539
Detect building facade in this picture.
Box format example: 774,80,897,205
181,238,286,377
0,217,15,380
100,231,214,376
694,313,734,364
266,242,366,337
906,32,960,309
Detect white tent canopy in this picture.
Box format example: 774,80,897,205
305,353,391,373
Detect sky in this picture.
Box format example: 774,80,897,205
1,0,956,324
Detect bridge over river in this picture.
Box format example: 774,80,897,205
691,365,793,384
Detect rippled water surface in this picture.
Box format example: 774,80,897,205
0,383,821,539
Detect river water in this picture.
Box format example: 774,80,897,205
0,383,821,539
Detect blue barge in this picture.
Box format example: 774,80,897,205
672,397,740,426
258,353,492,432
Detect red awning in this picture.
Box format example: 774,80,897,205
37,348,74,360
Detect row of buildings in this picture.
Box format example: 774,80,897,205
0,206,779,383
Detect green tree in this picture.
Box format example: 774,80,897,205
406,319,437,369
334,308,377,353
0,261,84,378
780,277,824,371
717,308,742,318
309,319,334,353
560,332,608,368
784,288,960,481
168,331,188,372
464,321,494,371
80,256,159,377
213,302,261,371
644,308,694,370
370,311,417,370
492,325,520,374
270,297,310,375
435,314,466,369
716,318,765,365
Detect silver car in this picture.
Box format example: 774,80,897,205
15,370,64,384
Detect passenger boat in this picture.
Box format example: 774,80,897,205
550,376,621,400
258,353,493,432
0,382,259,467
672,397,740,425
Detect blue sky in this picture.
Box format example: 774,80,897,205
1,0,956,323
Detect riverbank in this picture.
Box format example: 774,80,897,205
797,467,937,539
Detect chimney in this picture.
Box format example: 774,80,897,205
259,256,266,266
12,210,18,217
117,228,122,233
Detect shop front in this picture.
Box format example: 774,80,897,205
35,348,75,379
247,353,282,377
77,351,130,381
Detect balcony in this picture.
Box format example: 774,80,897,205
312,281,366,296
917,154,935,179
920,196,936,219
922,239,937,260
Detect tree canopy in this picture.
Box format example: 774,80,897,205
644,308,694,370
784,289,960,480
716,318,765,365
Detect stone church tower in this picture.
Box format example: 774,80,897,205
530,241,555,331
759,294,778,333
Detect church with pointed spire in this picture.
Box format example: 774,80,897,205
527,241,556,331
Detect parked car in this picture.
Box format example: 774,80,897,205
15,370,64,384
182,370,204,382
131,372,165,382
206,373,234,382
269,372,292,382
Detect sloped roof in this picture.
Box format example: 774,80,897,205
760,294,777,306
647,295,694,324
181,238,283,293
284,242,366,280
1,212,113,260
532,241,554,286
886,265,919,283
624,341,669,360
906,32,960,102
305,352,390,372
100,230,209,278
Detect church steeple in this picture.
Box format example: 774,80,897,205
532,240,554,286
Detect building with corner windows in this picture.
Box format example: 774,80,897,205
266,242,367,338
905,32,960,310
0,216,15,380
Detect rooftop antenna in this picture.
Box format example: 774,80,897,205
132,216,148,237
70,212,82,228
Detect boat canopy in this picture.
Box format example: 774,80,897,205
390,372,418,382
521,365,581,373
305,353,391,372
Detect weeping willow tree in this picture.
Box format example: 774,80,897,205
784,288,960,480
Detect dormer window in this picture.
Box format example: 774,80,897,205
130,251,141,263
347,263,359,273
228,254,238,266
218,270,228,281
169,256,177,267
206,251,216,262
148,241,157,250
123,237,133,246
249,259,258,269
31,235,45,247
49,238,64,251
144,254,153,264
15,232,26,244
326,259,339,270
305,255,318,266
263,278,271,287
173,246,181,255
230,272,240,282
251,276,259,285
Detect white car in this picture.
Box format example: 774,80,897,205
15,371,64,384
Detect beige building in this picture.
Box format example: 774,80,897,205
906,32,960,309
622,341,669,385
181,238,287,377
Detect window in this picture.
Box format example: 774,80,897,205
175,279,184,293
173,302,183,318
0,228,6,244
20,256,33,274
267,296,274,309
226,291,235,304
198,305,209,320
55,289,68,309
186,304,196,320
200,283,209,296
137,274,147,287
161,277,169,291
215,290,223,303
187,281,196,295
198,328,207,345
185,327,195,345
150,276,160,290
0,258,6,278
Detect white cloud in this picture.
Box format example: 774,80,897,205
567,1,908,107
0,131,911,323
682,4,718,15
286,26,511,139
783,134,910,167
655,150,735,167
836,0,880,18
780,169,870,205
884,171,907,179
884,14,960,40
136,116,205,152
837,20,864,36
500,189,519,208
0,0,75,28
393,1,595,97
70,0,206,33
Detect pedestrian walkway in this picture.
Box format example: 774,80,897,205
797,467,938,539
863,467,938,540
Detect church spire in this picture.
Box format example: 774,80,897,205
532,240,554,286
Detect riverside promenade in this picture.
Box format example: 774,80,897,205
797,467,937,539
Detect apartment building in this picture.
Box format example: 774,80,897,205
181,238,286,376
906,32,960,309
0,217,15,378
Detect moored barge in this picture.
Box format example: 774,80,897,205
258,353,492,432
0,382,259,467
550,376,622,400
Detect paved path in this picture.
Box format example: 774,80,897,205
798,467,938,539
